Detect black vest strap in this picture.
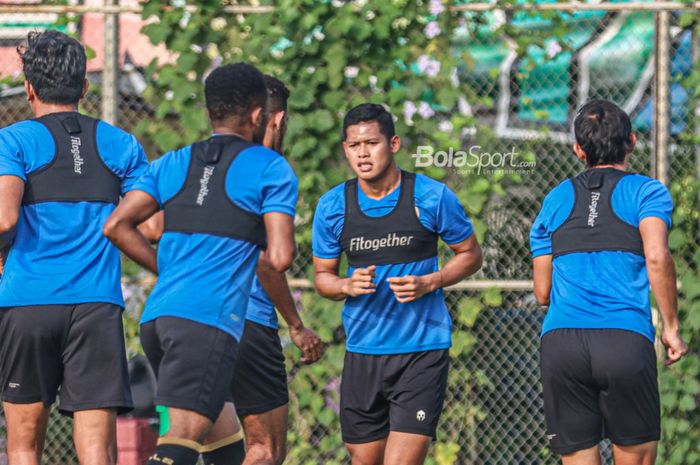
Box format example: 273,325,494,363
339,171,438,267
551,168,644,258
163,136,267,247
22,113,121,205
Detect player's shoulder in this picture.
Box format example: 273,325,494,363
0,119,50,140
413,172,449,201
414,172,448,191
238,144,284,165
96,119,140,145
152,144,193,171
619,172,666,192
317,182,346,213
544,178,574,203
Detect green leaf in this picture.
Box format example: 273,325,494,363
457,297,482,327
142,22,171,45
668,229,685,250
176,52,200,72
482,287,502,307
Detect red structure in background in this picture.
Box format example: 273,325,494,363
116,418,158,465
0,0,172,78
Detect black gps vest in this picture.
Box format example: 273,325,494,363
22,112,121,205
163,135,267,248
551,168,644,258
339,171,438,267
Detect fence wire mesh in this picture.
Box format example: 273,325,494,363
0,3,697,465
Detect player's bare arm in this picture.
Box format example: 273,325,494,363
103,190,160,274
532,255,553,306
313,257,377,300
387,234,482,303
256,256,324,364
639,216,688,365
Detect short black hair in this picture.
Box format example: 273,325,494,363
263,75,289,114
18,30,87,105
342,103,395,141
573,99,633,166
204,63,267,122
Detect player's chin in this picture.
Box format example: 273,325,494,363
354,168,384,183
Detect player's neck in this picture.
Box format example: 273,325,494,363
32,103,79,118
358,165,401,200
210,124,253,142
588,162,626,171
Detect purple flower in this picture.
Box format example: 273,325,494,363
292,289,303,312
438,120,453,133
417,55,441,78
424,21,441,39
429,0,445,15
121,283,133,302
450,67,460,87
546,40,562,58
418,102,435,119
403,101,417,123
323,376,341,415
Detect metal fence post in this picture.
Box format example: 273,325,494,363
653,10,671,186
102,0,119,125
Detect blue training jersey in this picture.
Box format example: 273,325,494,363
247,277,278,329
312,172,474,355
530,173,673,343
0,117,148,307
134,140,298,340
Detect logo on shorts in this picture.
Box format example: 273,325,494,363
416,410,426,422
8,382,20,389
546,434,557,440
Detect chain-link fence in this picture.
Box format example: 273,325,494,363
0,2,698,464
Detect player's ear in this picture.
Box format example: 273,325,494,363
250,106,264,128
572,143,587,162
627,132,637,154
272,111,284,128
389,135,401,154
25,81,35,102
81,79,89,99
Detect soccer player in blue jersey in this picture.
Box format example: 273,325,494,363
137,74,324,465
103,63,298,465
0,31,148,465
231,74,323,465
312,103,483,465
531,99,688,465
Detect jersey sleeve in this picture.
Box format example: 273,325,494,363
0,128,27,180
530,206,553,258
260,157,298,217
530,180,576,258
131,158,163,206
120,136,150,195
530,189,559,258
312,193,344,259
435,185,474,244
96,122,150,195
637,179,673,228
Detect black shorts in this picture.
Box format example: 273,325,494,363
141,317,238,423
231,320,288,417
0,303,133,415
540,329,660,455
340,349,450,444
